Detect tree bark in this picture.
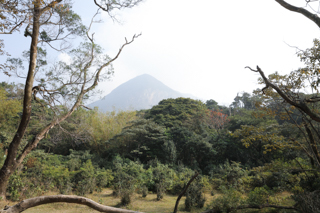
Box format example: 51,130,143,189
0,195,143,213
0,1,41,200
275,0,320,28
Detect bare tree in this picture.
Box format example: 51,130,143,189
0,0,142,200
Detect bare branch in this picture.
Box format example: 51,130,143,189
275,0,320,28
80,104,92,110
0,195,143,213
246,66,320,122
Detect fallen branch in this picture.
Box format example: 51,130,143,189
0,195,144,213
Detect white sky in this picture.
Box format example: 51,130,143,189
2,0,320,106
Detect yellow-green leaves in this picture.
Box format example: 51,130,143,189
0,88,21,129
232,124,294,153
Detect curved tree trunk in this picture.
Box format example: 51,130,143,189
0,195,143,213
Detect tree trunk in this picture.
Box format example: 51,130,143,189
0,1,41,200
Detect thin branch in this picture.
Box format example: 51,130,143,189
0,17,27,34
80,105,92,110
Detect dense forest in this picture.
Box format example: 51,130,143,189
1,0,320,213
1,84,320,212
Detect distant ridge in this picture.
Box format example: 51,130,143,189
89,74,197,112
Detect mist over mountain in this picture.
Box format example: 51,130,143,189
89,74,197,112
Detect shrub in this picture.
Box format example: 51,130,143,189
185,179,206,211
73,160,96,196
120,190,132,206
95,169,114,192
247,186,270,206
141,185,148,198
208,189,243,213
7,174,23,201
152,163,174,200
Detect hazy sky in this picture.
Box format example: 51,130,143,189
2,0,320,106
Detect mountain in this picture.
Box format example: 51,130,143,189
88,74,197,112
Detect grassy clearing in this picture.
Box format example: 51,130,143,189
0,189,215,213
0,189,295,213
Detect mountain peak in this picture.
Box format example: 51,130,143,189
89,74,196,112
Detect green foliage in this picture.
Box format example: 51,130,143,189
145,97,208,131
169,165,195,195
42,165,72,194
151,162,175,200
230,92,258,111
250,158,310,192
0,87,21,130
185,177,206,211
7,173,23,201
95,168,114,192
73,159,96,196
111,156,141,204
85,109,137,154
210,161,248,192
110,119,176,164
141,185,148,197
247,186,270,206
208,189,244,213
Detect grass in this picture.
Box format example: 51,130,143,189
0,189,295,213
0,189,215,213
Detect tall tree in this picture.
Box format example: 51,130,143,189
0,0,141,200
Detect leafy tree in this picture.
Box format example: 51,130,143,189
0,0,141,201
145,98,217,170
146,97,208,131
85,109,137,154
109,119,176,164
205,99,219,110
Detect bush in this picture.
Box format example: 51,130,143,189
7,174,23,201
247,186,270,206
120,190,132,206
141,185,148,198
151,162,175,200
208,189,243,213
95,169,114,192
73,160,96,196
209,161,248,192
185,179,206,211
